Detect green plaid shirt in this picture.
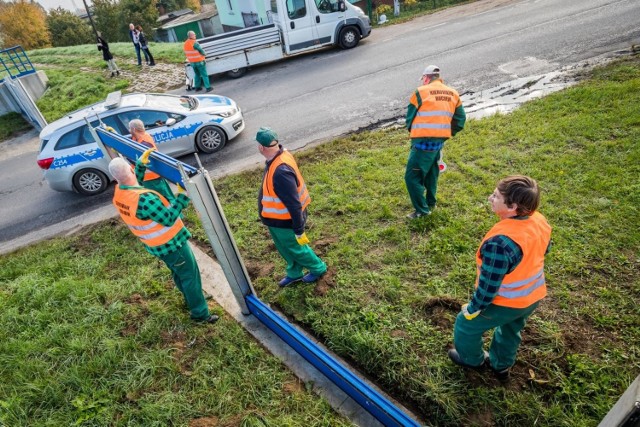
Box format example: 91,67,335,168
118,183,191,257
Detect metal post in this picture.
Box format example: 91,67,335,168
82,0,99,41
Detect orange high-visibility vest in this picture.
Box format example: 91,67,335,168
183,39,205,63
409,80,461,139
113,186,184,248
475,212,552,308
261,150,310,220
132,132,160,181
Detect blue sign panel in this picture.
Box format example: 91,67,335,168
95,127,197,186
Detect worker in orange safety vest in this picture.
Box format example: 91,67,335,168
183,31,211,92
127,119,175,203
405,65,465,219
448,175,552,382
256,127,327,288
109,155,219,324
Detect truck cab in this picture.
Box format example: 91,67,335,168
271,0,371,53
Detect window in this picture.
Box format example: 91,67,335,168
117,110,184,132
286,0,306,19
55,126,86,150
315,0,339,13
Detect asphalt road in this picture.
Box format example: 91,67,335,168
1,0,638,245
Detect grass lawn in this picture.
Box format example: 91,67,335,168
0,112,32,142
0,221,352,426
186,57,637,425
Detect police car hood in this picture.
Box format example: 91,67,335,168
192,94,237,113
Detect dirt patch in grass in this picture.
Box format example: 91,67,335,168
283,378,305,394
313,267,337,296
245,259,276,281
313,236,338,253
416,296,461,332
189,417,219,427
120,293,150,336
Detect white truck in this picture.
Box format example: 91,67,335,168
197,0,371,78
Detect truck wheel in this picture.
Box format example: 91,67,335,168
196,126,227,154
339,26,360,49
73,168,109,195
227,67,247,79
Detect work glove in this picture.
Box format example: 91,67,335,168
461,303,480,320
101,123,116,133
177,184,187,195
295,232,310,246
139,147,156,165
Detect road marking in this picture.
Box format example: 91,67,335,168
422,22,447,30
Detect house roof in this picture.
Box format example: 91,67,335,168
156,4,218,29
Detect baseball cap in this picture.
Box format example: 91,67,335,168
256,127,278,146
422,65,440,76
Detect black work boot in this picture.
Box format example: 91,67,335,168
447,348,488,371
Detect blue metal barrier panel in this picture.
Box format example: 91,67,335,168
95,127,197,186
246,295,421,427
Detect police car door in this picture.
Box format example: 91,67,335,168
118,110,189,157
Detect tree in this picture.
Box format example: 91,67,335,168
157,0,200,14
46,8,94,47
119,0,159,39
0,0,51,50
92,0,128,42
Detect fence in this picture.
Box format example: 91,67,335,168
0,46,36,83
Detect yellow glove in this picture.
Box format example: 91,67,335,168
139,147,156,165
295,232,310,245
177,184,187,195
461,304,480,320
103,125,116,133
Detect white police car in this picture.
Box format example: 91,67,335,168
36,91,244,195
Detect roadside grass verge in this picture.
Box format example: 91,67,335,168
28,43,185,123
371,0,472,27
0,220,351,426
0,112,31,142
190,57,639,425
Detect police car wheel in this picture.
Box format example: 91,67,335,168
73,168,109,195
196,126,227,154
339,26,359,49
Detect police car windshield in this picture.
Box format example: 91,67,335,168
145,94,197,111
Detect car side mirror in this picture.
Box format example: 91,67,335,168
165,118,176,127
338,0,346,12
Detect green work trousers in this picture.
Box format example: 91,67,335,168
453,302,540,371
143,177,175,204
192,61,210,89
268,226,326,279
158,243,210,321
404,148,440,215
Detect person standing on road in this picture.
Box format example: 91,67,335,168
448,175,551,382
96,32,120,78
256,127,327,287
108,155,219,324
136,25,156,66
129,23,142,66
405,65,466,219
183,31,212,93
128,119,174,203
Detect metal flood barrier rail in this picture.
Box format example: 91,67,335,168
93,127,421,427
